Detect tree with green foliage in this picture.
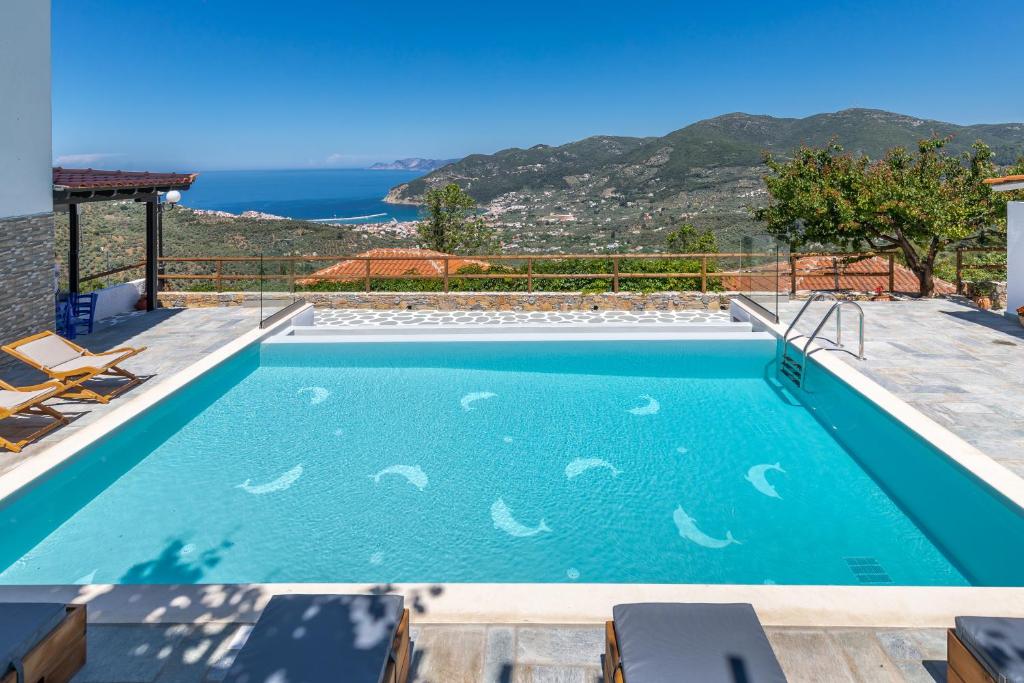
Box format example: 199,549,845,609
665,223,718,253
756,137,1021,296
416,183,496,254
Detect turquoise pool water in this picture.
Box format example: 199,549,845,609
1,338,1022,586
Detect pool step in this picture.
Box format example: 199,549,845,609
779,354,803,385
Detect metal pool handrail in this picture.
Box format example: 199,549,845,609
797,301,866,386
780,293,864,388
783,292,839,346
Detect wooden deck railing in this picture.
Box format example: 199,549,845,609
148,251,918,294
157,253,755,293
785,252,896,294
81,261,147,285
955,247,1008,295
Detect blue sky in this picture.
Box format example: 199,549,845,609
53,0,1024,171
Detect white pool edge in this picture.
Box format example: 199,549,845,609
2,300,1024,628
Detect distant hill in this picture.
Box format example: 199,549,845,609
385,109,1024,251
369,158,458,172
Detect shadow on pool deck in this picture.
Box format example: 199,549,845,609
940,308,1024,341
1,309,185,386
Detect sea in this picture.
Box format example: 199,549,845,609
179,169,424,224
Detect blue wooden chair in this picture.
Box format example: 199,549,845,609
54,300,75,340
69,292,97,336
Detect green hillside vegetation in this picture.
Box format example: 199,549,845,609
54,201,411,291
56,109,1020,291
390,109,1024,250
299,223,726,294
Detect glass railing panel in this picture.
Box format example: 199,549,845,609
736,234,786,323
258,254,303,328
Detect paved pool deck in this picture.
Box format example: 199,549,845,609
778,297,1024,477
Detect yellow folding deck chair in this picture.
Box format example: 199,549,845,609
0,379,68,452
2,331,146,404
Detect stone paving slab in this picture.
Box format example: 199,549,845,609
71,623,948,683
779,297,1024,475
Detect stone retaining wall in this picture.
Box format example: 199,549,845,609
157,290,733,311
0,212,54,371
963,280,1008,309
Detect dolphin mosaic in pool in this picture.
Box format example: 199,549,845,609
369,465,428,491
673,505,741,549
460,391,496,411
565,458,621,480
2,338,1024,585
627,394,660,416
237,464,304,495
745,463,786,499
491,498,552,538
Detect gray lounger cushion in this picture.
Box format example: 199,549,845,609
612,603,787,683
225,594,404,683
0,603,68,683
956,616,1024,683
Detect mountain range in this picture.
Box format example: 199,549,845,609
384,109,1024,251
369,158,458,172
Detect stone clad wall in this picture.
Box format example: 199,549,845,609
157,290,732,311
0,213,55,371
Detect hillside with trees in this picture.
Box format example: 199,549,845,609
387,109,1024,250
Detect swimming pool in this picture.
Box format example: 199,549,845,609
1,334,1022,587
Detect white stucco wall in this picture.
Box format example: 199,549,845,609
1008,201,1023,316
0,0,52,219
93,279,145,321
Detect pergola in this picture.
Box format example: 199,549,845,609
52,167,198,311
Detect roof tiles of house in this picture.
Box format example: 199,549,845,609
53,167,198,190
722,255,955,294
297,248,490,284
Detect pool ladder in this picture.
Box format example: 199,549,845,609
779,293,865,387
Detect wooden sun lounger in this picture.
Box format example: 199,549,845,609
2,331,145,404
0,380,68,453
947,617,1024,683
604,603,787,683
225,594,410,683
0,603,86,683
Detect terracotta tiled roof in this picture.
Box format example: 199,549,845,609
722,255,955,294
53,167,198,190
984,175,1024,185
297,248,490,284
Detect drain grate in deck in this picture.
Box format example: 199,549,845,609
844,557,893,584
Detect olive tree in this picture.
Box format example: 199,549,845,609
416,183,496,254
756,138,1019,296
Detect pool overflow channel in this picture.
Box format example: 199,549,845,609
779,293,866,387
